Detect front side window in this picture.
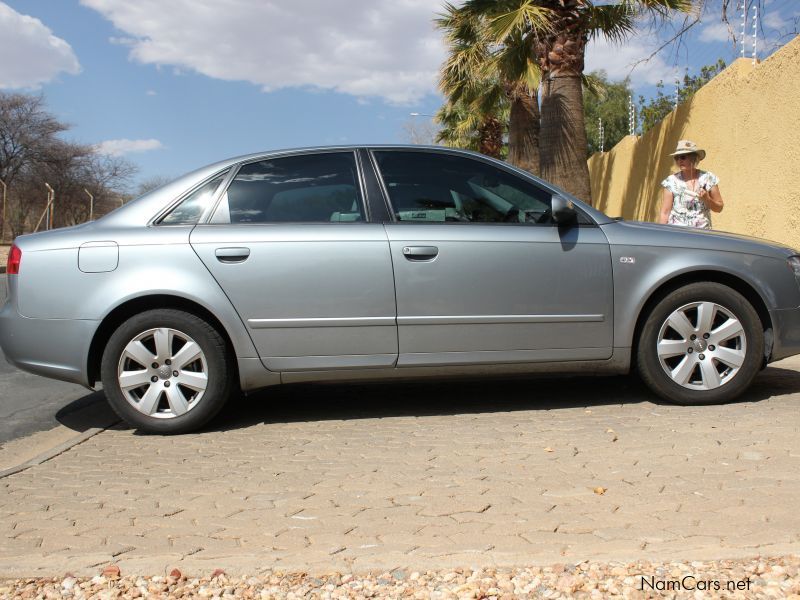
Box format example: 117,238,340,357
373,151,561,224
214,152,364,224
159,170,229,225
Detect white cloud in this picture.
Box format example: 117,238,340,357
79,0,445,105
701,21,733,44
586,35,680,87
0,2,81,89
762,10,786,30
96,138,164,156
145,90,157,96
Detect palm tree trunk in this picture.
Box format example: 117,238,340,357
540,73,592,203
536,0,593,204
508,86,541,176
478,116,504,159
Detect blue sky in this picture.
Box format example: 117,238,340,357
1,0,796,189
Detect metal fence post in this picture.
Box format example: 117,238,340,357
0,178,6,243
44,183,54,230
84,188,94,222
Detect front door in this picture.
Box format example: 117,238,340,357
371,149,613,367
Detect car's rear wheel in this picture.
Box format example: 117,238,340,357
637,282,764,405
101,309,233,434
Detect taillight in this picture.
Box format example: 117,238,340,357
6,244,21,275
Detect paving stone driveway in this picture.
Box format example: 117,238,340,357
1,359,799,577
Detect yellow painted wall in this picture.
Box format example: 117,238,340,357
588,34,800,250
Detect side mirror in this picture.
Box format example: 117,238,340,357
551,195,577,225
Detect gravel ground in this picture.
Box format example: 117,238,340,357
1,556,798,599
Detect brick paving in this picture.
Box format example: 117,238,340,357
0,358,799,577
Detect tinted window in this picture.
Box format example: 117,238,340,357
219,153,364,223
160,170,229,225
373,151,557,224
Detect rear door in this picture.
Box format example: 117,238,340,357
370,149,614,367
190,150,398,371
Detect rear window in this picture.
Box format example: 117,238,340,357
159,171,229,225
214,152,364,224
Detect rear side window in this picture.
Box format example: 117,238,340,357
159,170,229,225
216,152,364,224
373,151,562,224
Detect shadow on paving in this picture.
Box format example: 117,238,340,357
210,363,800,432
54,390,119,433
53,364,800,436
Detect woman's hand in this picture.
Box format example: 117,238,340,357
702,185,724,213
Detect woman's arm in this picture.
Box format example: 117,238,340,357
659,188,673,224
701,184,724,213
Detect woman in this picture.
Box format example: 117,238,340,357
659,140,724,229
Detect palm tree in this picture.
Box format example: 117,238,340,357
496,28,543,174
435,97,506,159
467,0,693,204
437,3,543,172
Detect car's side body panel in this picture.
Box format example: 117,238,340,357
6,225,269,388
190,223,399,371
602,221,800,361
280,348,633,385
384,223,614,365
769,308,800,360
0,271,97,384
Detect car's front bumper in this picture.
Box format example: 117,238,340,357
0,300,96,387
770,306,800,362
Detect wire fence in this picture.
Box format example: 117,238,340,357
591,0,799,152
0,180,125,244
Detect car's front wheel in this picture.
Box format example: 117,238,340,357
637,282,764,405
101,309,234,434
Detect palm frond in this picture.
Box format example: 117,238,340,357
470,81,508,117
489,30,541,92
585,3,636,43
435,102,481,150
619,0,696,19
459,0,519,19
486,2,555,43
582,72,607,99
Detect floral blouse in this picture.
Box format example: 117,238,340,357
660,170,719,229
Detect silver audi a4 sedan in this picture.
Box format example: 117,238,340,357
2,146,800,434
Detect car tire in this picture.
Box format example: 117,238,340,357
637,282,764,405
101,309,234,434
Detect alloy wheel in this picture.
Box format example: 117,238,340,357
656,301,747,391
117,327,208,418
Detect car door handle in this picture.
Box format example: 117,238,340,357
215,247,251,263
402,246,439,261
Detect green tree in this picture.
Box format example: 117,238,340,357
136,175,174,197
638,59,726,134
583,71,632,155
435,97,508,159
436,2,542,170
0,91,135,236
464,0,694,204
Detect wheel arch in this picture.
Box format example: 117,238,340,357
630,270,774,370
87,294,239,387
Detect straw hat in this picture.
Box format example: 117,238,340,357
669,140,706,161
